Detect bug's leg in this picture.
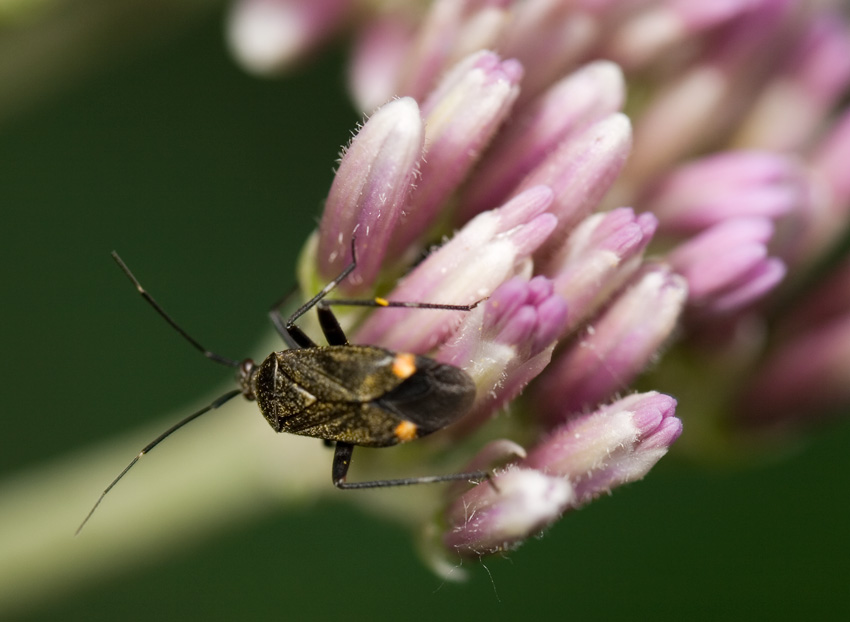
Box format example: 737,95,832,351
332,442,490,490
268,283,350,348
332,442,356,484
269,239,359,348
270,306,315,349
270,237,483,348
316,305,349,346
268,286,308,349
320,298,484,313
314,289,485,346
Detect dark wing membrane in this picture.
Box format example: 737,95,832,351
375,356,475,434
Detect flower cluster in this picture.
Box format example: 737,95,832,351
228,0,850,569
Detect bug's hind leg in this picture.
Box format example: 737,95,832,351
331,442,489,489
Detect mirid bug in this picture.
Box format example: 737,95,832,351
77,240,488,533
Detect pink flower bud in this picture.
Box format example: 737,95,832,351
460,61,625,220
627,0,798,182
397,0,512,102
498,1,598,104
512,113,633,259
438,276,568,423
354,186,557,352
227,0,353,74
316,97,424,293
605,0,761,70
741,257,850,424
642,151,807,236
668,217,786,316
391,51,523,255
443,467,574,557
348,13,416,112
536,265,687,419
734,11,850,151
524,392,681,504
546,207,657,332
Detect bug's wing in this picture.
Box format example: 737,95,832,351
374,356,475,433
279,346,404,402
281,400,405,447
256,346,476,447
256,346,414,446
280,353,477,446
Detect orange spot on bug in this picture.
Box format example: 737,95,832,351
391,353,416,379
374,297,389,306
394,420,418,442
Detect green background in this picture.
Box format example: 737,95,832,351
3,8,850,621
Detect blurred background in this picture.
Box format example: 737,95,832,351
2,2,850,620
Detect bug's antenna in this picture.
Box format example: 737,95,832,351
76,389,242,535
111,252,240,369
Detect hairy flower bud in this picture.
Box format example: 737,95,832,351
316,97,424,293
524,392,681,504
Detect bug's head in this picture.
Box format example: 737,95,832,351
237,358,258,400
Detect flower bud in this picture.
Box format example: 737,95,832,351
227,0,353,74
316,97,424,293
355,186,557,352
513,113,633,259
536,265,687,419
348,13,416,112
392,51,523,254
443,467,573,557
642,150,807,236
460,61,625,219
741,257,850,424
627,0,797,182
545,207,657,332
604,1,758,69
523,392,681,504
398,0,512,102
438,276,568,422
734,12,850,151
668,217,787,317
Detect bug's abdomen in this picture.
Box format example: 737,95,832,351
253,346,476,447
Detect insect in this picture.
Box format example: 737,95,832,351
77,239,488,533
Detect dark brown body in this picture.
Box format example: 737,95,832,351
252,345,476,447
74,244,488,535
